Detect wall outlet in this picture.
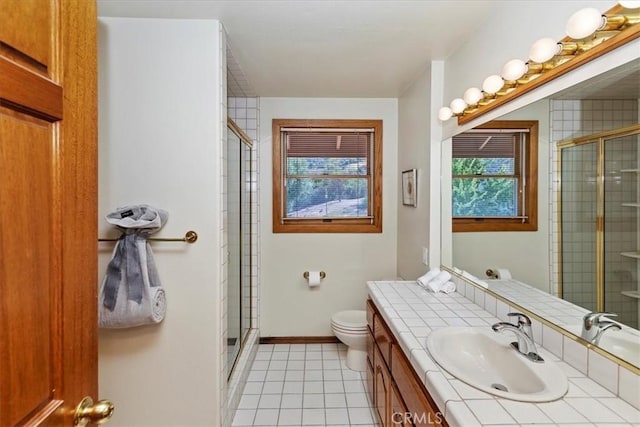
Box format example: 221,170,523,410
422,247,428,265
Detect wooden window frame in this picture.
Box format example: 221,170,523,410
272,118,383,233
453,120,538,232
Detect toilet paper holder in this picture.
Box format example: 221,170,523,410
303,271,326,280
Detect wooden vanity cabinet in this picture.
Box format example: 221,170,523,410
366,299,447,427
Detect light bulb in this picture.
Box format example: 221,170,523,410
463,87,483,105
529,37,560,63
502,59,528,81
482,75,504,95
566,7,605,39
450,98,468,114
438,107,453,121
619,1,640,8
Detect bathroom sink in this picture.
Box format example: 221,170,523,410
426,327,568,402
564,324,640,367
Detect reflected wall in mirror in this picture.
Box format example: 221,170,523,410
226,120,253,379
442,57,640,369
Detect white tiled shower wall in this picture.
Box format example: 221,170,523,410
226,96,261,426
550,100,639,326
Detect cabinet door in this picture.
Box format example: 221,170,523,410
366,332,375,402
391,383,411,426
391,345,446,426
374,344,391,426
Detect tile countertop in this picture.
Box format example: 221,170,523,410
367,281,640,427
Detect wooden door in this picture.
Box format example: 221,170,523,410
0,1,100,425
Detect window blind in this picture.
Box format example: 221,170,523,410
452,132,517,159
285,132,371,159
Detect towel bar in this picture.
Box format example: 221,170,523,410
99,230,198,244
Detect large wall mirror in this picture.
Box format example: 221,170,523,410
441,44,640,370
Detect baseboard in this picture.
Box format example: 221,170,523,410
259,336,340,344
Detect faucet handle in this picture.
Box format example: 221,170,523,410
507,312,532,327
583,312,617,328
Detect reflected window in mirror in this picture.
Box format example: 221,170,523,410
453,120,538,232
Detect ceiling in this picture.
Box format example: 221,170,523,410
97,0,500,98
552,57,640,100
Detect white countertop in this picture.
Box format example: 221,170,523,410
367,280,640,427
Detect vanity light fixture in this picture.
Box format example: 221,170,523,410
463,87,483,106
566,7,606,39
438,3,640,124
438,106,453,121
450,98,468,114
501,59,529,81
482,74,505,95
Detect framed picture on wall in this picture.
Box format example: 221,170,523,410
402,169,417,207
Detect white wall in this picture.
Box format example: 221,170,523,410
98,18,224,426
259,98,398,336
397,63,443,280
452,99,551,291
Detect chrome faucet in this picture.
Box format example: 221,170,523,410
581,312,622,345
492,312,544,363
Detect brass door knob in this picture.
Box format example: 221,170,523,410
74,396,114,426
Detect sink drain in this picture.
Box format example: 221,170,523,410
491,383,509,392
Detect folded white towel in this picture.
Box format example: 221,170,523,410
440,281,456,294
417,267,441,288
423,271,453,293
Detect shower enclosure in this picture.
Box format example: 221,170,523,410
560,125,640,329
226,119,253,378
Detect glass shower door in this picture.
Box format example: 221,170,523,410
604,132,639,328
227,129,242,378
560,142,598,311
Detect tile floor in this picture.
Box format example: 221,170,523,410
232,343,381,426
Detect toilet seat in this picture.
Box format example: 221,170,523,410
331,310,367,329
331,323,367,334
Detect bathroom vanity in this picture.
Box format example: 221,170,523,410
366,299,446,426
367,280,640,426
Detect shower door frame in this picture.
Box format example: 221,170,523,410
558,124,640,313
226,118,254,380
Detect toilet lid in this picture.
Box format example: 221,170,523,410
331,310,367,329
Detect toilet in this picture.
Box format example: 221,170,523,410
331,310,368,371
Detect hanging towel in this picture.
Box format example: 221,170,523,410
99,205,168,328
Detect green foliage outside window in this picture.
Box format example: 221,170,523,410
452,158,517,217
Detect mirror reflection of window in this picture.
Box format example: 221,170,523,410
452,120,538,232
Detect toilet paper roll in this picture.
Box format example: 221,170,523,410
496,268,512,280
307,271,321,288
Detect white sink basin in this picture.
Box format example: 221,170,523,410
565,325,640,367
426,327,568,402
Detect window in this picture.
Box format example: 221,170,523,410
273,119,382,233
452,120,538,232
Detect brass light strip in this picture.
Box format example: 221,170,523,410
456,5,640,125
